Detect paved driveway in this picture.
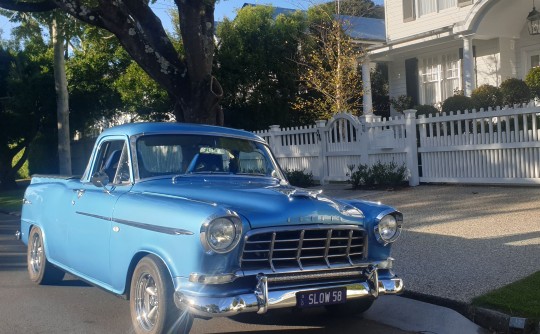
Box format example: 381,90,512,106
320,184,540,302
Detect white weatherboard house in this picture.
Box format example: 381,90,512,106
364,0,540,113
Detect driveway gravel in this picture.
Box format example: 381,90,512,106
319,184,540,302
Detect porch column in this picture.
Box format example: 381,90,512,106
462,36,476,96
362,57,373,115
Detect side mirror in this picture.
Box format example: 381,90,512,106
91,171,110,188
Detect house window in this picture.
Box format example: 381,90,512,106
438,0,457,11
531,54,540,68
420,57,439,105
403,0,416,22
406,0,462,19
443,54,460,98
419,53,461,105
418,0,436,16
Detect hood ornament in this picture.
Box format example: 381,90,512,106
286,188,323,199
274,186,364,219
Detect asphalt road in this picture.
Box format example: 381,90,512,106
0,212,409,334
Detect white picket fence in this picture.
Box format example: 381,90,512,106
254,103,540,186
418,104,540,185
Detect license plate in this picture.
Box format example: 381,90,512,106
296,287,347,308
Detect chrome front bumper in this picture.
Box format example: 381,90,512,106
174,268,403,318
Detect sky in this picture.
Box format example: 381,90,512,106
0,0,383,40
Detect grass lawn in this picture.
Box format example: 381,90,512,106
0,186,26,213
472,271,540,320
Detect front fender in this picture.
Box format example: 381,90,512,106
342,199,401,261
108,191,248,293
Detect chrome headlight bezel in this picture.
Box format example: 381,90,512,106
374,212,403,246
200,213,243,254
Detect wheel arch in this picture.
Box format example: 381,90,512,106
124,251,175,299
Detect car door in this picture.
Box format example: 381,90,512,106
67,137,133,285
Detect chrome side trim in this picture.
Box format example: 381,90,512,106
141,191,218,207
76,212,112,221
113,217,194,235
75,211,193,235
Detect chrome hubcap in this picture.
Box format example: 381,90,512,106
135,272,159,331
30,233,42,274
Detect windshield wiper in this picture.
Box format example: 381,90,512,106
236,172,266,177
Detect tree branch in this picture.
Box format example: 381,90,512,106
49,0,188,101
0,0,57,12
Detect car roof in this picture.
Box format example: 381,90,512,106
98,122,264,142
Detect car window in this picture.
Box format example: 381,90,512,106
136,134,284,180
92,140,130,185
113,144,131,185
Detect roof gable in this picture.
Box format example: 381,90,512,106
241,3,385,42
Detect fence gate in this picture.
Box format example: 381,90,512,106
321,114,366,183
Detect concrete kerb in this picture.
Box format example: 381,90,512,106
402,291,540,334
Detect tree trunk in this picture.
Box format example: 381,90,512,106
179,76,223,124
176,0,223,125
52,16,72,175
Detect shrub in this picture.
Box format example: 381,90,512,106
525,67,540,99
500,78,530,106
28,132,58,175
347,161,408,189
390,95,413,114
14,148,29,179
471,84,502,110
441,94,473,113
414,104,439,118
285,169,315,188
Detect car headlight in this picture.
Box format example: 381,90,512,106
374,213,402,245
200,214,242,254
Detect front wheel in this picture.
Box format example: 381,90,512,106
27,226,65,284
325,298,374,316
130,255,193,334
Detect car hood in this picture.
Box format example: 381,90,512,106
132,176,365,229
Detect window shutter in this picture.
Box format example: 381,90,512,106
403,0,416,22
405,58,419,106
458,0,473,7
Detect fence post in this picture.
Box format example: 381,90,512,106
358,114,373,166
316,120,327,184
404,109,419,186
268,125,280,156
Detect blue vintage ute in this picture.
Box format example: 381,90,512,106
18,122,403,334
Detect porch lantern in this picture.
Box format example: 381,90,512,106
527,2,540,35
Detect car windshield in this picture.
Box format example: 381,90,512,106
135,134,285,180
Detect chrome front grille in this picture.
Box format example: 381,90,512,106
240,225,366,271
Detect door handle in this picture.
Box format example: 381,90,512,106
76,189,85,199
